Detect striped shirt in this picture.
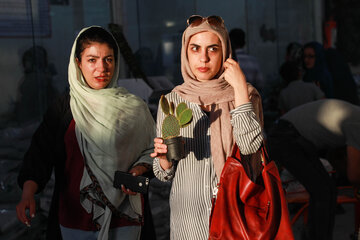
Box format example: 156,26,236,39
153,92,263,240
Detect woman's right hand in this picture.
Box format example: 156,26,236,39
150,137,173,170
16,180,38,227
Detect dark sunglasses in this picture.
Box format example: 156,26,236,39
187,15,224,28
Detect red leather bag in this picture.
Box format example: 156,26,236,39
209,144,294,240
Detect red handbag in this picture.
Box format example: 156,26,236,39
209,144,294,240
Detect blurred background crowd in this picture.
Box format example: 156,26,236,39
0,0,359,239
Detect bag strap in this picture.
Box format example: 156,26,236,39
231,141,270,166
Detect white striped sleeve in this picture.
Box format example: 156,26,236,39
153,157,175,182
231,102,263,155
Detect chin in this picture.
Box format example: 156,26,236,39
195,74,214,81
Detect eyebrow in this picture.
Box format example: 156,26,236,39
189,43,220,48
84,54,114,58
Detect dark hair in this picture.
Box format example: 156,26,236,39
229,28,245,49
279,61,301,84
22,45,48,73
286,42,303,63
75,27,118,61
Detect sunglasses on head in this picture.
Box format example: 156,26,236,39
187,15,224,28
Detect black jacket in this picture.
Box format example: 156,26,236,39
18,92,72,240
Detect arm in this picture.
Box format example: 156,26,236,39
16,180,38,227
223,58,263,154
223,58,250,107
17,94,69,192
16,94,69,225
231,103,263,155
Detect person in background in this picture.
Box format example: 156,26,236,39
285,42,303,66
278,61,324,114
16,26,155,240
303,41,334,98
229,28,264,95
267,99,360,240
325,48,360,105
151,15,264,239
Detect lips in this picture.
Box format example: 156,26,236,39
95,76,109,82
197,67,209,72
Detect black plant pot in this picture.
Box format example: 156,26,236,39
164,136,185,161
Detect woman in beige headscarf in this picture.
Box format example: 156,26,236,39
16,26,155,240
151,16,264,239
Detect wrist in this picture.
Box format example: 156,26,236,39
159,158,173,170
22,180,38,198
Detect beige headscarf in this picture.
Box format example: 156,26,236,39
173,19,263,179
69,26,155,239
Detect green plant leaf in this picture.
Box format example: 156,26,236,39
176,102,188,118
169,102,175,115
179,108,193,127
162,115,180,139
160,95,169,115
180,117,193,128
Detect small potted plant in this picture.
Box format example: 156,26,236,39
160,95,193,161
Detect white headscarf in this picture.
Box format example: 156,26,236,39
68,26,155,239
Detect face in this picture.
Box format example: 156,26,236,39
187,31,223,81
303,47,316,69
76,42,115,90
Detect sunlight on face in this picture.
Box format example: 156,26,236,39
187,31,222,81
76,42,115,90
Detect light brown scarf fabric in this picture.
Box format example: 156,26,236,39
173,21,263,179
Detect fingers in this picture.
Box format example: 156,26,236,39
16,199,35,227
152,137,167,155
16,202,28,226
225,58,238,64
29,199,36,219
154,137,163,144
223,58,238,68
121,184,137,195
129,165,147,176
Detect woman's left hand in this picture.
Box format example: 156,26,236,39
223,58,250,106
223,58,247,89
121,165,148,195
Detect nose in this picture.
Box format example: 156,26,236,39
200,50,209,63
97,60,108,72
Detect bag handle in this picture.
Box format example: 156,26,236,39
231,141,270,166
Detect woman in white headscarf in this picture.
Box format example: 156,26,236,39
16,26,155,240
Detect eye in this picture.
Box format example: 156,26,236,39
88,58,96,63
190,45,199,52
208,46,218,52
105,57,113,63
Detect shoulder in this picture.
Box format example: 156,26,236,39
166,91,187,104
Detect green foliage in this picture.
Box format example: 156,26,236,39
160,95,169,115
176,102,187,118
162,115,180,139
160,95,193,139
